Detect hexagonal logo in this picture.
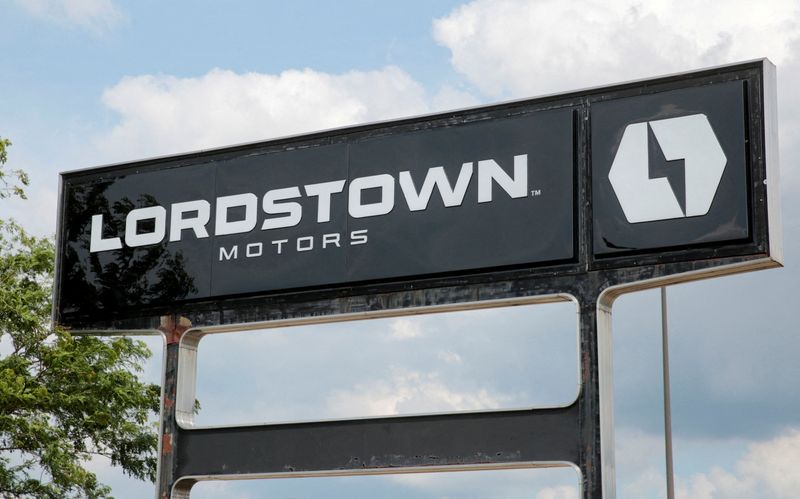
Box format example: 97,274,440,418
609,114,727,224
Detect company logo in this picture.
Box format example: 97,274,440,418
609,114,727,223
89,154,532,258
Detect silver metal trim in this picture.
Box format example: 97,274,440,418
595,296,616,499
50,174,66,328
762,59,783,265
171,460,583,498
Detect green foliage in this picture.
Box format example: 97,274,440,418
0,138,29,199
0,138,160,498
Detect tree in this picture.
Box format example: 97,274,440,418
0,138,27,200
0,138,160,498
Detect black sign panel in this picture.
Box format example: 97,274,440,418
57,110,575,321
592,81,749,255
54,60,779,328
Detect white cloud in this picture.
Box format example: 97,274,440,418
326,369,516,417
677,428,800,499
433,0,800,99
615,427,665,481
388,467,580,499
737,428,800,498
97,66,477,162
389,317,425,340
536,485,579,499
437,350,463,365
431,83,481,110
190,481,255,499
679,469,754,499
16,0,123,34
614,427,800,498
617,429,800,499
621,467,667,499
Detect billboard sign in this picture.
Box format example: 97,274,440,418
58,110,574,322
54,59,780,330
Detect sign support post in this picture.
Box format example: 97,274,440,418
661,287,676,499
157,316,191,499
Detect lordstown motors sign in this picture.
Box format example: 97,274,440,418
53,60,780,498
54,61,780,326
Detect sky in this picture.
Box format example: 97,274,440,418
1,0,799,498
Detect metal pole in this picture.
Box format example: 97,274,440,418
156,315,190,499
660,287,675,499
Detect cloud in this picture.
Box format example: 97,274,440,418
388,467,580,499
612,427,800,498
16,0,123,34
325,368,518,417
536,485,578,499
437,350,463,365
433,0,800,99
389,318,425,340
676,428,800,499
738,428,800,498
535,485,579,499
190,481,255,499
96,66,477,163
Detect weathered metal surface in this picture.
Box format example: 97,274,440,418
157,316,190,499
177,406,582,475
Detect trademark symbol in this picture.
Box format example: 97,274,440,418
531,189,542,197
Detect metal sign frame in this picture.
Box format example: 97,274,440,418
55,59,780,498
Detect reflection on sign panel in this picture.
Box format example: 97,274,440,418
57,111,575,323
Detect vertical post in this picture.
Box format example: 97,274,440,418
156,315,190,499
596,292,616,499
575,290,610,498
661,287,675,499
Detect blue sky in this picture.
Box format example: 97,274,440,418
2,1,800,498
